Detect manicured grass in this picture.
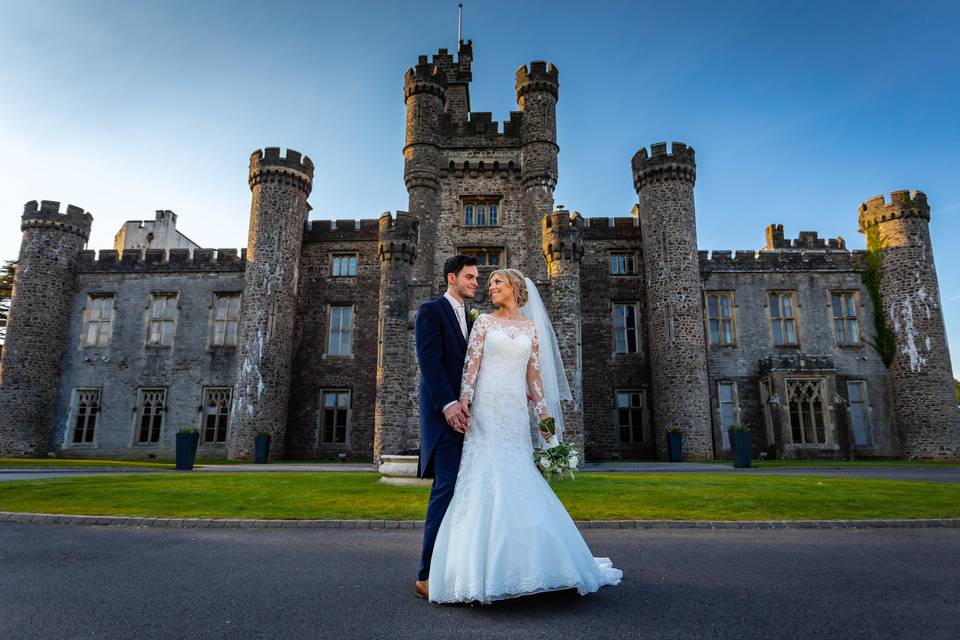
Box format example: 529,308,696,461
0,472,957,521
690,459,960,468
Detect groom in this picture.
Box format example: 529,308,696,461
413,255,479,599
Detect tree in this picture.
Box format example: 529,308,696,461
0,259,16,345
956,379,959,406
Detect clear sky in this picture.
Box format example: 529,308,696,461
1,0,958,372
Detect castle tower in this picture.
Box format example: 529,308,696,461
541,209,585,450
0,201,93,456
374,211,419,461
403,57,446,292
632,142,713,459
228,148,313,460
516,61,559,282
858,191,960,458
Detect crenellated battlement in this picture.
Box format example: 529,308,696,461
440,111,523,140
631,142,696,190
21,200,94,240
404,59,448,102
431,42,472,85
76,248,247,273
248,147,314,193
542,209,585,263
378,211,418,263
699,247,866,272
515,61,559,101
763,224,846,250
581,216,642,241
303,218,379,243
858,190,930,230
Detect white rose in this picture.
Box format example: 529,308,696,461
539,458,552,469
568,455,579,468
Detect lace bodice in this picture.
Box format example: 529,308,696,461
459,314,549,421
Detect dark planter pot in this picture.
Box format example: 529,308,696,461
731,429,752,468
667,432,683,462
254,435,271,464
175,432,200,471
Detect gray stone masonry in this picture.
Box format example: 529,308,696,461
0,201,93,456
374,212,419,460
633,143,713,460
542,209,585,451
228,148,313,461
859,191,960,458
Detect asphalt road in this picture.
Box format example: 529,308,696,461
1,523,957,639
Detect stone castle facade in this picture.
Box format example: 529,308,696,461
1,41,958,461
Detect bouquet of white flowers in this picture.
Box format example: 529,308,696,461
533,417,580,480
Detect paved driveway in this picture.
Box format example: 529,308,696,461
1,522,957,639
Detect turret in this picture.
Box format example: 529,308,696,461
541,209,585,450
516,61,559,281
631,142,713,459
374,212,419,460
228,147,313,461
0,200,93,456
858,190,960,458
403,56,446,289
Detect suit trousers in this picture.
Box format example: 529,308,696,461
418,426,464,581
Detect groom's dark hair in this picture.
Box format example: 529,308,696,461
443,255,478,282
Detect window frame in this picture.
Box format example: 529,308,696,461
705,291,737,346
614,389,647,444
331,253,358,278
133,387,166,445
785,377,829,445
461,197,502,227
457,246,505,268
82,294,116,348
609,252,638,276
768,291,800,347
210,292,241,347
318,389,352,446
717,381,740,449
200,387,232,444
830,290,862,346
65,388,102,446
145,292,179,348
326,304,355,357
612,302,640,354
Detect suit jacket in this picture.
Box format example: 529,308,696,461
415,296,473,478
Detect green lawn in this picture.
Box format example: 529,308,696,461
0,472,957,521
691,459,960,468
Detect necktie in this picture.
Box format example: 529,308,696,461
455,304,467,339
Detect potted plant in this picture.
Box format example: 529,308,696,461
175,428,200,471
666,427,683,462
254,431,271,464
729,423,752,468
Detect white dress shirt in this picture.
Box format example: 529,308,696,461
442,292,468,413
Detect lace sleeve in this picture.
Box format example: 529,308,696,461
459,315,488,406
526,323,550,422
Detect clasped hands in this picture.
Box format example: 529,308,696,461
444,400,471,433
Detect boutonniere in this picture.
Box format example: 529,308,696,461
467,308,479,322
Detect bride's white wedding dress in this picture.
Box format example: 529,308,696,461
428,313,622,604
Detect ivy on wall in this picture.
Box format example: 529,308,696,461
861,226,896,368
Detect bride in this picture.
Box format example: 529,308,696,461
427,268,623,604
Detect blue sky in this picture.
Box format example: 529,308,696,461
2,0,958,372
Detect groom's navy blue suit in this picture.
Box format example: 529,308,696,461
415,295,473,581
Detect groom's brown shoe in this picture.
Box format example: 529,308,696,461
414,580,429,600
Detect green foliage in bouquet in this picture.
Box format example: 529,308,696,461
534,417,579,480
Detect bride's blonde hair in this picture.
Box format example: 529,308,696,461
488,269,528,307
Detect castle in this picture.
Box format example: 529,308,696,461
1,41,958,462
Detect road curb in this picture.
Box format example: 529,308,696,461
1,511,958,530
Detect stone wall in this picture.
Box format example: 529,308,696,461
53,254,244,457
